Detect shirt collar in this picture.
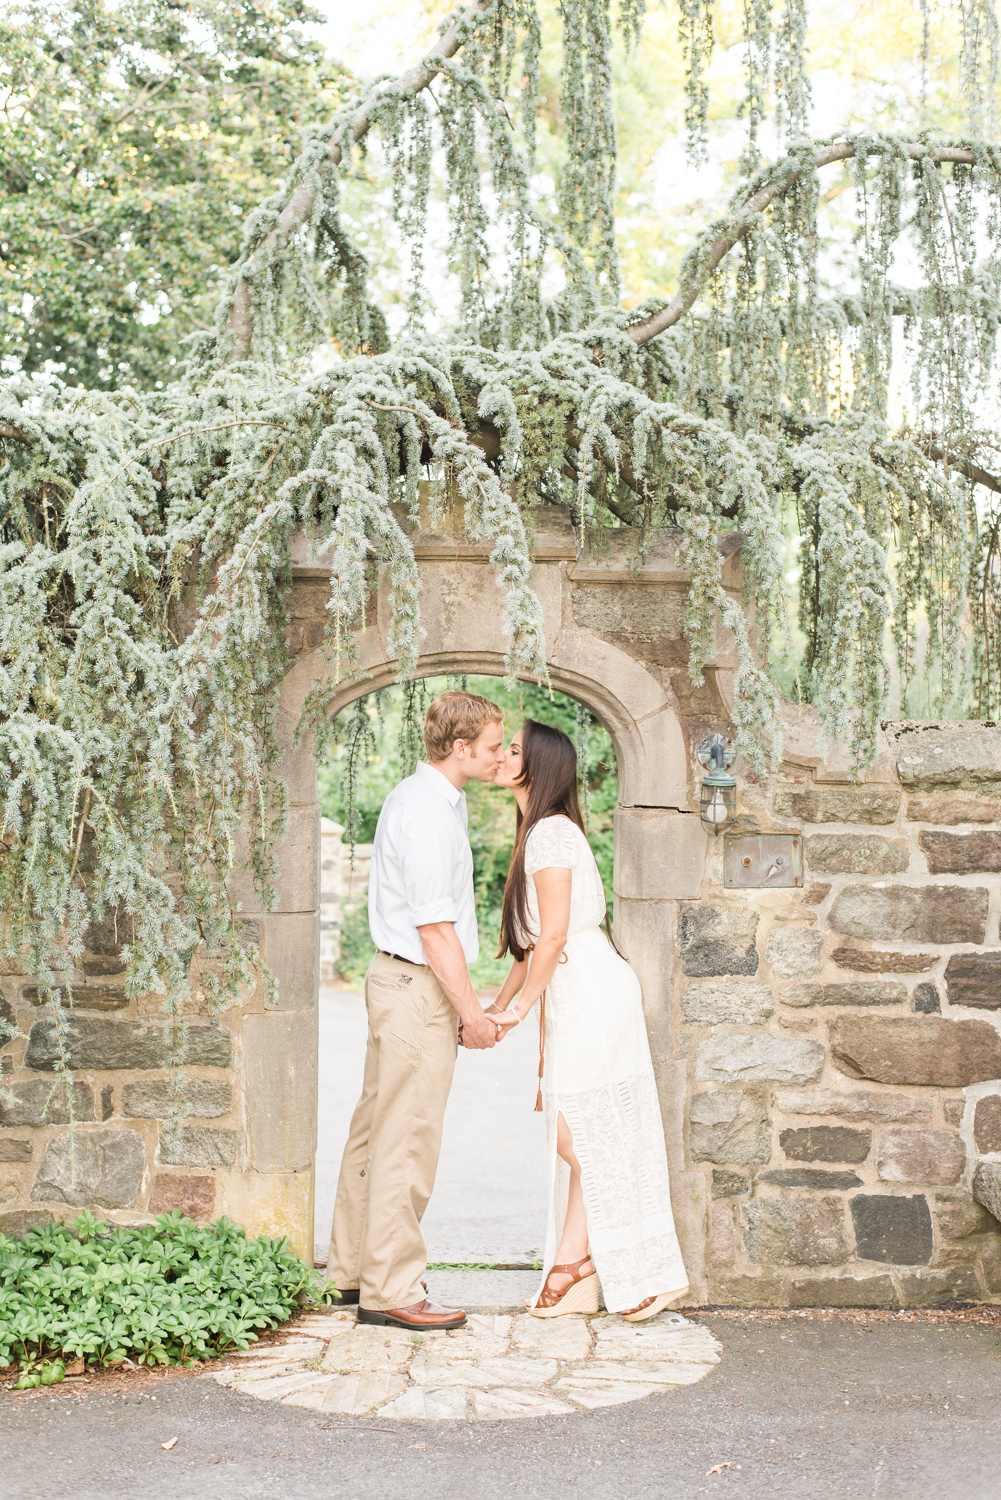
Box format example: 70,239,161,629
415,761,464,808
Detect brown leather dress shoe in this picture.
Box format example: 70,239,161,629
357,1298,466,1330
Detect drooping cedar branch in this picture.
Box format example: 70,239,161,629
625,142,990,347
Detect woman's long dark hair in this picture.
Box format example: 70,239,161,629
498,718,621,962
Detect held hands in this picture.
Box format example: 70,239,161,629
484,1002,524,1041
457,1004,499,1050
458,1003,525,1047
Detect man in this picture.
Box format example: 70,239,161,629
326,689,506,1330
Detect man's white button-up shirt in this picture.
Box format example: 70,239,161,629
368,762,479,966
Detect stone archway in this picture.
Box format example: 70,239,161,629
239,507,738,1288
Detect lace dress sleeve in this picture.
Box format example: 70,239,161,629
524,817,580,876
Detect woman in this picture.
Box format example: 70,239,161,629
488,719,689,1321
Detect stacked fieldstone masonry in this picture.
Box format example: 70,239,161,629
684,720,1001,1307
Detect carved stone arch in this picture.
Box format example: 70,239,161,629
229,512,739,1295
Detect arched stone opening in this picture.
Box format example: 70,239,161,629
245,512,724,1283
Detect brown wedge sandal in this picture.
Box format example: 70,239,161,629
619,1286,689,1322
528,1256,600,1318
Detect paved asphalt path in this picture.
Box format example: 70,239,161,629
4,1315,999,1500
315,988,548,1264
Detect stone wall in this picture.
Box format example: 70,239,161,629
681,720,1001,1307
0,907,315,1258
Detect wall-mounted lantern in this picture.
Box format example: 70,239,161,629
697,733,737,835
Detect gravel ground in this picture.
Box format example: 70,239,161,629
3,1309,1000,1500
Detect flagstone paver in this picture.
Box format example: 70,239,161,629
210,1307,722,1419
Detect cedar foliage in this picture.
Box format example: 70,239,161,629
3,0,1001,1128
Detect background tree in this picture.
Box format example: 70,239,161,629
0,0,348,389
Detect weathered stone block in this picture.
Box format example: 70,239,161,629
907,790,1001,824
896,1269,981,1305
243,1011,317,1173
831,947,936,974
802,883,832,905
765,928,824,979
780,1126,871,1164
681,981,773,1025
877,1128,966,1185
571,581,687,654
894,722,1001,789
101,1085,113,1120
920,830,1001,874
0,1139,31,1163
973,1161,1001,1225
757,1168,862,1189
780,981,907,1009
851,1193,933,1263
0,994,15,1039
160,1127,238,1168
773,786,901,825
830,885,988,946
942,1097,965,1126
31,1127,145,1209
709,1200,737,1261
829,1015,1001,1087
83,956,127,977
934,1195,995,1240
974,1094,1001,1153
0,1080,96,1127
614,809,705,901
944,953,1001,1010
709,1273,786,1306
123,1079,231,1119
24,1017,231,1072
0,1209,54,1236
217,1166,312,1263
147,1173,216,1220
741,1197,850,1266
775,1086,933,1123
711,1169,750,1199
789,1275,897,1308
259,913,319,1012
694,1034,824,1086
85,912,126,955
21,984,127,1012
689,1091,771,1166
679,905,759,977
912,983,941,1014
806,835,909,876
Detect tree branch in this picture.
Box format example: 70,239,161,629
626,142,985,347
225,0,496,359
0,421,33,445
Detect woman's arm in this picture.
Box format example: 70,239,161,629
488,956,529,1014
494,867,571,1034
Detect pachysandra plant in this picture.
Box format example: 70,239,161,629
3,0,1001,1138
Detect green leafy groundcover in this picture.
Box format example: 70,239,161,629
0,1210,325,1383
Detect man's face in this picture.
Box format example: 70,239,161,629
461,719,505,783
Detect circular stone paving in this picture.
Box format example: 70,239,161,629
210,1308,722,1420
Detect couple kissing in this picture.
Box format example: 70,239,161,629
326,689,689,1330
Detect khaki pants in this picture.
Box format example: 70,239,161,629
327,951,458,1310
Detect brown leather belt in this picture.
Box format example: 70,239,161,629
378,950,424,967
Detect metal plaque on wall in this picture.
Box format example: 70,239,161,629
723,834,803,889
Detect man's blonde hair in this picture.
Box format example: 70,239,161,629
424,690,503,763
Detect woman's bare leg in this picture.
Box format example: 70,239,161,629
543,1113,592,1296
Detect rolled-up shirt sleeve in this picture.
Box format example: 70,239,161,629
399,810,461,928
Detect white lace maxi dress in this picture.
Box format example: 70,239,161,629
523,815,688,1313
